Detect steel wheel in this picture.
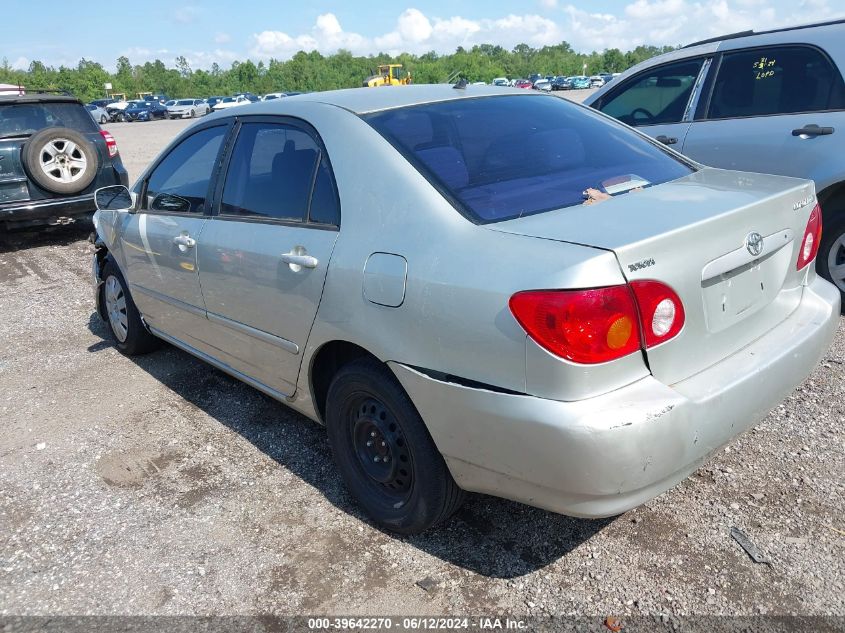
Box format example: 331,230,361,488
349,396,414,502
828,233,845,292
104,275,129,342
38,138,88,185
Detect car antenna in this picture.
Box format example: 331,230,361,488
453,78,468,89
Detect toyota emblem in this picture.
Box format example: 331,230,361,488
746,232,764,257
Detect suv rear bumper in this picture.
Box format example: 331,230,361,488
0,194,96,228
390,274,840,518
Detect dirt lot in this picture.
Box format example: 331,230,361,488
0,92,843,620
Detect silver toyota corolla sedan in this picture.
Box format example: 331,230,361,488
90,85,841,534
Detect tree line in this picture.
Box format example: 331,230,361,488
0,42,677,103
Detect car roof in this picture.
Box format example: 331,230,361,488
258,84,535,115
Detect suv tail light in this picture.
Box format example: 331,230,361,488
510,280,686,364
100,130,119,158
796,202,822,271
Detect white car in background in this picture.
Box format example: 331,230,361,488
86,103,110,124
167,99,211,119
492,77,509,86
533,79,553,92
212,95,251,111
262,92,287,101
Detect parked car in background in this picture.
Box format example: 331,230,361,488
533,79,552,92
206,96,226,109
599,73,615,85
514,79,533,89
590,75,606,88
86,103,110,124
120,100,168,122
89,98,118,109
552,76,572,91
262,92,287,101
585,18,845,302
570,76,591,89
167,98,210,119
0,92,127,230
91,85,838,534
492,77,510,86
212,95,251,110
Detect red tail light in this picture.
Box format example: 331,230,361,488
509,286,641,364
629,280,685,348
510,280,686,364
100,130,118,158
797,202,822,271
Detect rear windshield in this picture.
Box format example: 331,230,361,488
0,102,98,138
177,100,194,105
365,95,694,223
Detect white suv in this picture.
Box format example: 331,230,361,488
585,19,845,303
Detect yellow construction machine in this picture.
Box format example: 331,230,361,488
363,64,412,87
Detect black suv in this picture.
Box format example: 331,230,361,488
0,93,128,230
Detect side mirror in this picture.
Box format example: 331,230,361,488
95,185,133,212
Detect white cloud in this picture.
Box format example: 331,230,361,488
251,10,565,59
174,6,200,25
10,56,30,71
539,0,559,8
214,32,231,44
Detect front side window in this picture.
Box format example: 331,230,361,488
599,59,705,126
366,95,693,223
221,122,321,222
707,46,845,119
144,125,226,214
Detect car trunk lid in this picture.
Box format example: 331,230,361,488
490,168,816,385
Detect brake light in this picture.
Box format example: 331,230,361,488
510,280,686,364
509,286,641,364
629,280,685,348
100,130,118,158
796,202,822,271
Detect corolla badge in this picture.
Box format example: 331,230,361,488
746,232,764,257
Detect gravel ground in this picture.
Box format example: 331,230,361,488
0,89,843,620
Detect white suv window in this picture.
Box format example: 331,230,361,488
599,59,705,126
707,45,845,119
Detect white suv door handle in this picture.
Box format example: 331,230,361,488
173,234,196,248
280,253,318,269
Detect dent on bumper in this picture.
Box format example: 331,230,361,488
390,276,840,518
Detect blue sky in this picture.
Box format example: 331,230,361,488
5,0,843,71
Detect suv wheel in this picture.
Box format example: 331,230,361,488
818,217,845,304
22,128,99,195
326,358,465,534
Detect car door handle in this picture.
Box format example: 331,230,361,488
173,234,196,248
792,125,834,137
655,135,678,145
280,253,318,269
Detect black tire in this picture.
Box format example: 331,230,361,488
100,260,160,355
100,114,108,124
816,215,845,308
22,127,99,195
190,109,196,118
116,112,126,122
326,358,465,534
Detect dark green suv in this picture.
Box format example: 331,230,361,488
0,93,128,230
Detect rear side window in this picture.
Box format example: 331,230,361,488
145,125,227,214
221,122,321,222
708,46,845,119
599,59,704,126
0,102,98,138
366,95,694,223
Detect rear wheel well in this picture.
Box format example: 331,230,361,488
818,181,845,230
310,341,382,422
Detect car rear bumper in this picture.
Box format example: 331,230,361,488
390,274,840,518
